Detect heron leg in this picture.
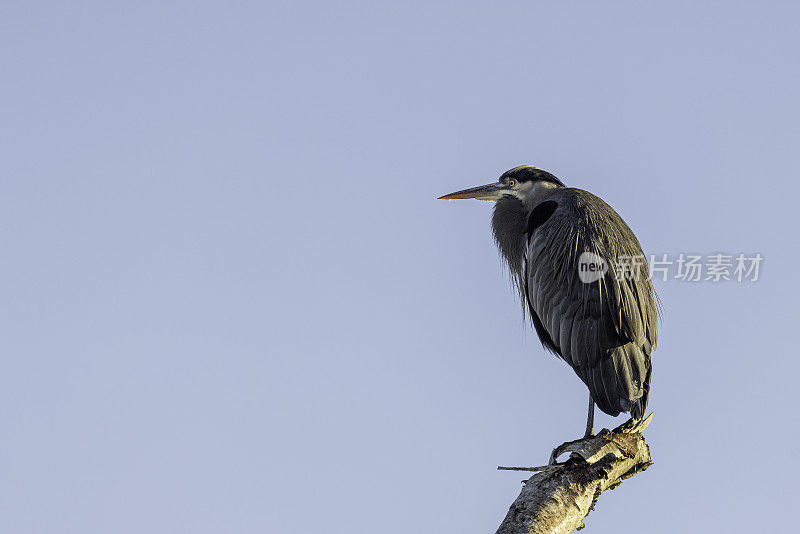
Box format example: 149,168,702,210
584,394,595,438
548,394,596,464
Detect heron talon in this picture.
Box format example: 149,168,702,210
548,437,584,465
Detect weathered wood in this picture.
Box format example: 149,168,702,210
495,416,653,534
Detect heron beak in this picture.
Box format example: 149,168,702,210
438,182,505,201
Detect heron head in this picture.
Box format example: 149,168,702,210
438,165,565,203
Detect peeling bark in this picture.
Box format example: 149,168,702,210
495,416,653,534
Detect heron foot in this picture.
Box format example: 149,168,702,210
548,437,586,465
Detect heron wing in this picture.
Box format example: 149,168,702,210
524,189,659,417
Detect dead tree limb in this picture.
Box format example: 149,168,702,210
495,416,654,534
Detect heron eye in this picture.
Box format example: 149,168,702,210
507,179,516,187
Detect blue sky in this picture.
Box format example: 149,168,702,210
2,2,799,532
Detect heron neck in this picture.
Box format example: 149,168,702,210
491,195,529,280
491,181,564,281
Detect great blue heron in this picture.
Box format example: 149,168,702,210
439,165,659,442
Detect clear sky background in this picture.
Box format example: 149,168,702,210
2,2,799,533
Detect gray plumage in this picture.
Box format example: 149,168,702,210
440,165,659,428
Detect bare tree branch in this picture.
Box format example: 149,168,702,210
495,416,654,534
